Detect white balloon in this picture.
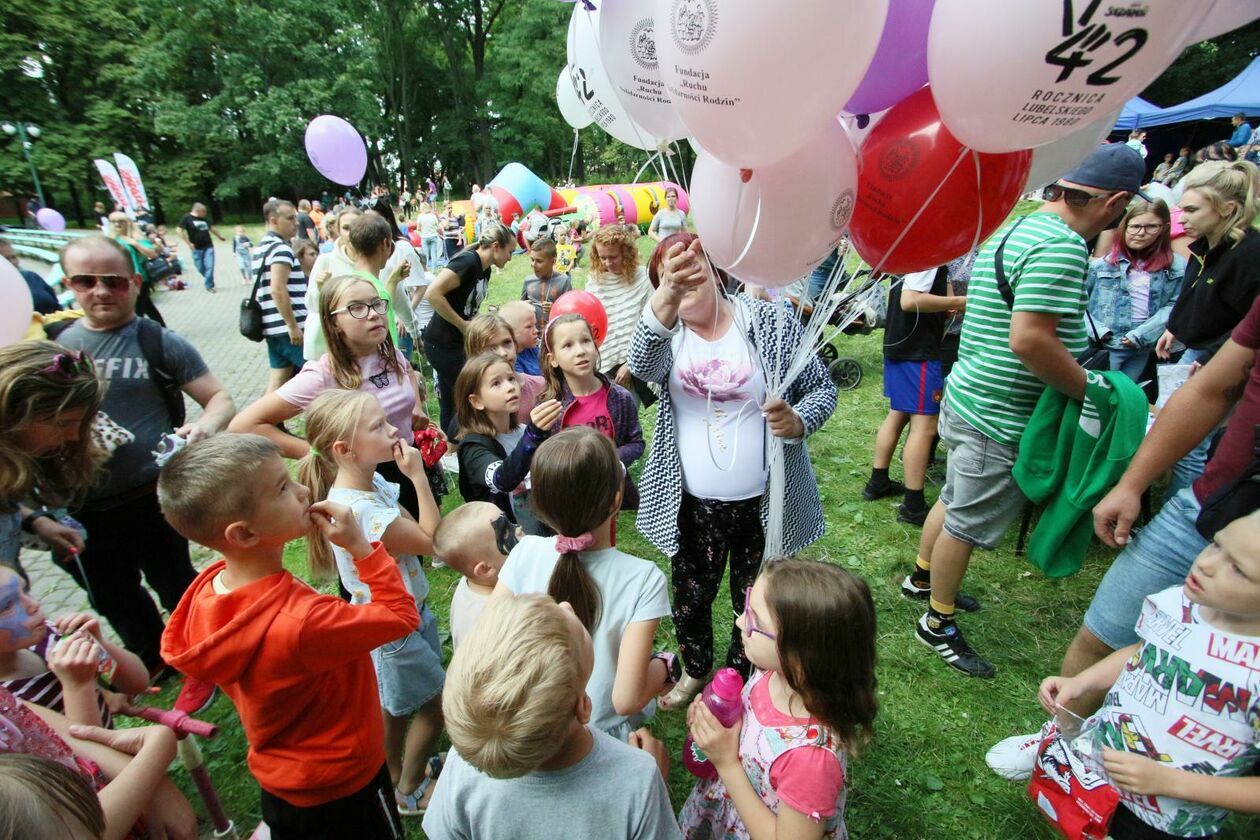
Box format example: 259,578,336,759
928,0,1202,153
1184,0,1259,45
1144,181,1176,206
597,1,689,141
567,6,662,151
840,109,889,160
556,65,595,130
0,259,35,347
691,118,859,288
653,0,889,169
1022,109,1122,191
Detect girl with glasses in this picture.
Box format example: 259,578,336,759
681,557,877,840
1084,199,1185,385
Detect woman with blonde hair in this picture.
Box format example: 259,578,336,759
586,225,655,405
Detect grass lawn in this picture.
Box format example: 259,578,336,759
140,221,1259,840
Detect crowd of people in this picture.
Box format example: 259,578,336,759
1,135,1259,840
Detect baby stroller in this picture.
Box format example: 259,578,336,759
792,270,888,391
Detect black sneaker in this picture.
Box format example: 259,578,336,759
900,576,982,612
916,614,996,678
896,503,928,526
862,478,905,501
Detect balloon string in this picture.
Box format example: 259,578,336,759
568,129,580,185
633,152,660,185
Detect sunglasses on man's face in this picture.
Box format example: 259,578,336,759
66,274,133,293
1043,183,1117,208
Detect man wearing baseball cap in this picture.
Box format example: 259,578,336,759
903,143,1143,679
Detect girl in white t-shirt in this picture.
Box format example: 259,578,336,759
494,427,678,740
297,389,445,816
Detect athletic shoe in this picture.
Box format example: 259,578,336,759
174,675,219,716
896,503,928,526
862,478,905,501
985,732,1043,781
900,576,982,612
915,614,996,678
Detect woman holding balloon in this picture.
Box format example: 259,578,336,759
629,232,836,708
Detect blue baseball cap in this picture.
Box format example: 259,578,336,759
1060,143,1150,200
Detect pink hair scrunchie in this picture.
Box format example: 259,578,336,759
555,532,595,553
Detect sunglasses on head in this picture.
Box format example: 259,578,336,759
66,274,132,293
1042,183,1117,208
40,349,95,379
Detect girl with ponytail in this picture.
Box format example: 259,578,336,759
493,427,677,741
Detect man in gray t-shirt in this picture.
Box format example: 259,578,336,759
54,236,235,677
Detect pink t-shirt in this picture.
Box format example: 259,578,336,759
563,384,614,440
751,676,845,819
277,350,416,437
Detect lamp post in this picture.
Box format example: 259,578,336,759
1,121,46,208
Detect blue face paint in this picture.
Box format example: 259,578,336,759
0,577,32,647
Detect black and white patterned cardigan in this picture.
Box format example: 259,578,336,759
628,294,838,558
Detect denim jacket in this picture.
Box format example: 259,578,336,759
1084,253,1185,350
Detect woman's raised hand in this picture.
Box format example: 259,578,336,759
660,240,708,299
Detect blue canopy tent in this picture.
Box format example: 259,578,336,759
1123,56,1260,127
1113,97,1163,131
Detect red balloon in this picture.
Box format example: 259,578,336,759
408,230,422,248
548,291,608,348
849,87,1031,274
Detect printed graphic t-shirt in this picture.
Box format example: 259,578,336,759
179,214,213,249
1093,585,1260,837
564,385,614,441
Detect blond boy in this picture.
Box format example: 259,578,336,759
498,299,542,377
423,593,679,840
433,501,516,649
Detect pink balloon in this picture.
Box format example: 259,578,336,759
35,208,66,232
304,115,368,187
0,259,34,346
690,118,858,288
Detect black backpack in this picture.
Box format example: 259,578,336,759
1196,425,1260,541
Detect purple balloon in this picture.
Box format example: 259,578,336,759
35,208,66,232
304,115,368,187
843,0,934,116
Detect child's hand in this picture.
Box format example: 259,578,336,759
68,723,177,760
1038,675,1084,716
1102,749,1174,796
393,440,426,481
529,399,563,431
689,698,742,770
47,632,104,687
307,501,373,559
53,613,102,642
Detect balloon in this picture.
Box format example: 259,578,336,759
1022,109,1122,191
567,7,662,150
1184,0,1259,45
597,1,689,141
691,118,859,288
304,115,368,186
849,87,1031,274
34,208,66,232
1143,181,1176,207
841,109,890,157
928,0,1202,153
844,0,934,115
653,0,889,168
550,290,609,347
0,259,35,347
556,65,595,130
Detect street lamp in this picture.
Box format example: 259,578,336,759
1,121,46,208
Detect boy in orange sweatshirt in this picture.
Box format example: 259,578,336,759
157,433,419,840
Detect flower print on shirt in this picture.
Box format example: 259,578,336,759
677,358,755,402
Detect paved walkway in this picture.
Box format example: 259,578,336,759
23,239,276,636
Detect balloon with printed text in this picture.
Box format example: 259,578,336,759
556,65,595,130
652,0,889,168
849,87,1031,274
567,6,663,151
597,0,689,141
927,0,1202,153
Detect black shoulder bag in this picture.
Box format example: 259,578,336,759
1196,425,1260,541
240,241,284,343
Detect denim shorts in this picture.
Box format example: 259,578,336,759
1083,487,1207,650
938,401,1027,549
371,603,445,717
264,334,306,370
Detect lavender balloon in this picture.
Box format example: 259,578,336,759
35,208,66,232
843,0,934,116
304,115,368,187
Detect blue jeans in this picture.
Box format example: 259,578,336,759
421,235,442,270
1164,347,1210,501
1107,347,1150,383
1083,487,1206,649
807,250,840,304
192,246,215,289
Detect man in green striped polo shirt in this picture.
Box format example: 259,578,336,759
905,144,1148,678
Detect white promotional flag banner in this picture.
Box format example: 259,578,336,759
113,153,150,210
94,158,135,215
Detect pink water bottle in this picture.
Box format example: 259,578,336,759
682,668,745,779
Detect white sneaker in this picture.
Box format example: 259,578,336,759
985,732,1042,781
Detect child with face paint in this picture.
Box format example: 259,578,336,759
0,565,149,728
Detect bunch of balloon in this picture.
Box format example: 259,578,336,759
690,119,859,288
848,87,1031,275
